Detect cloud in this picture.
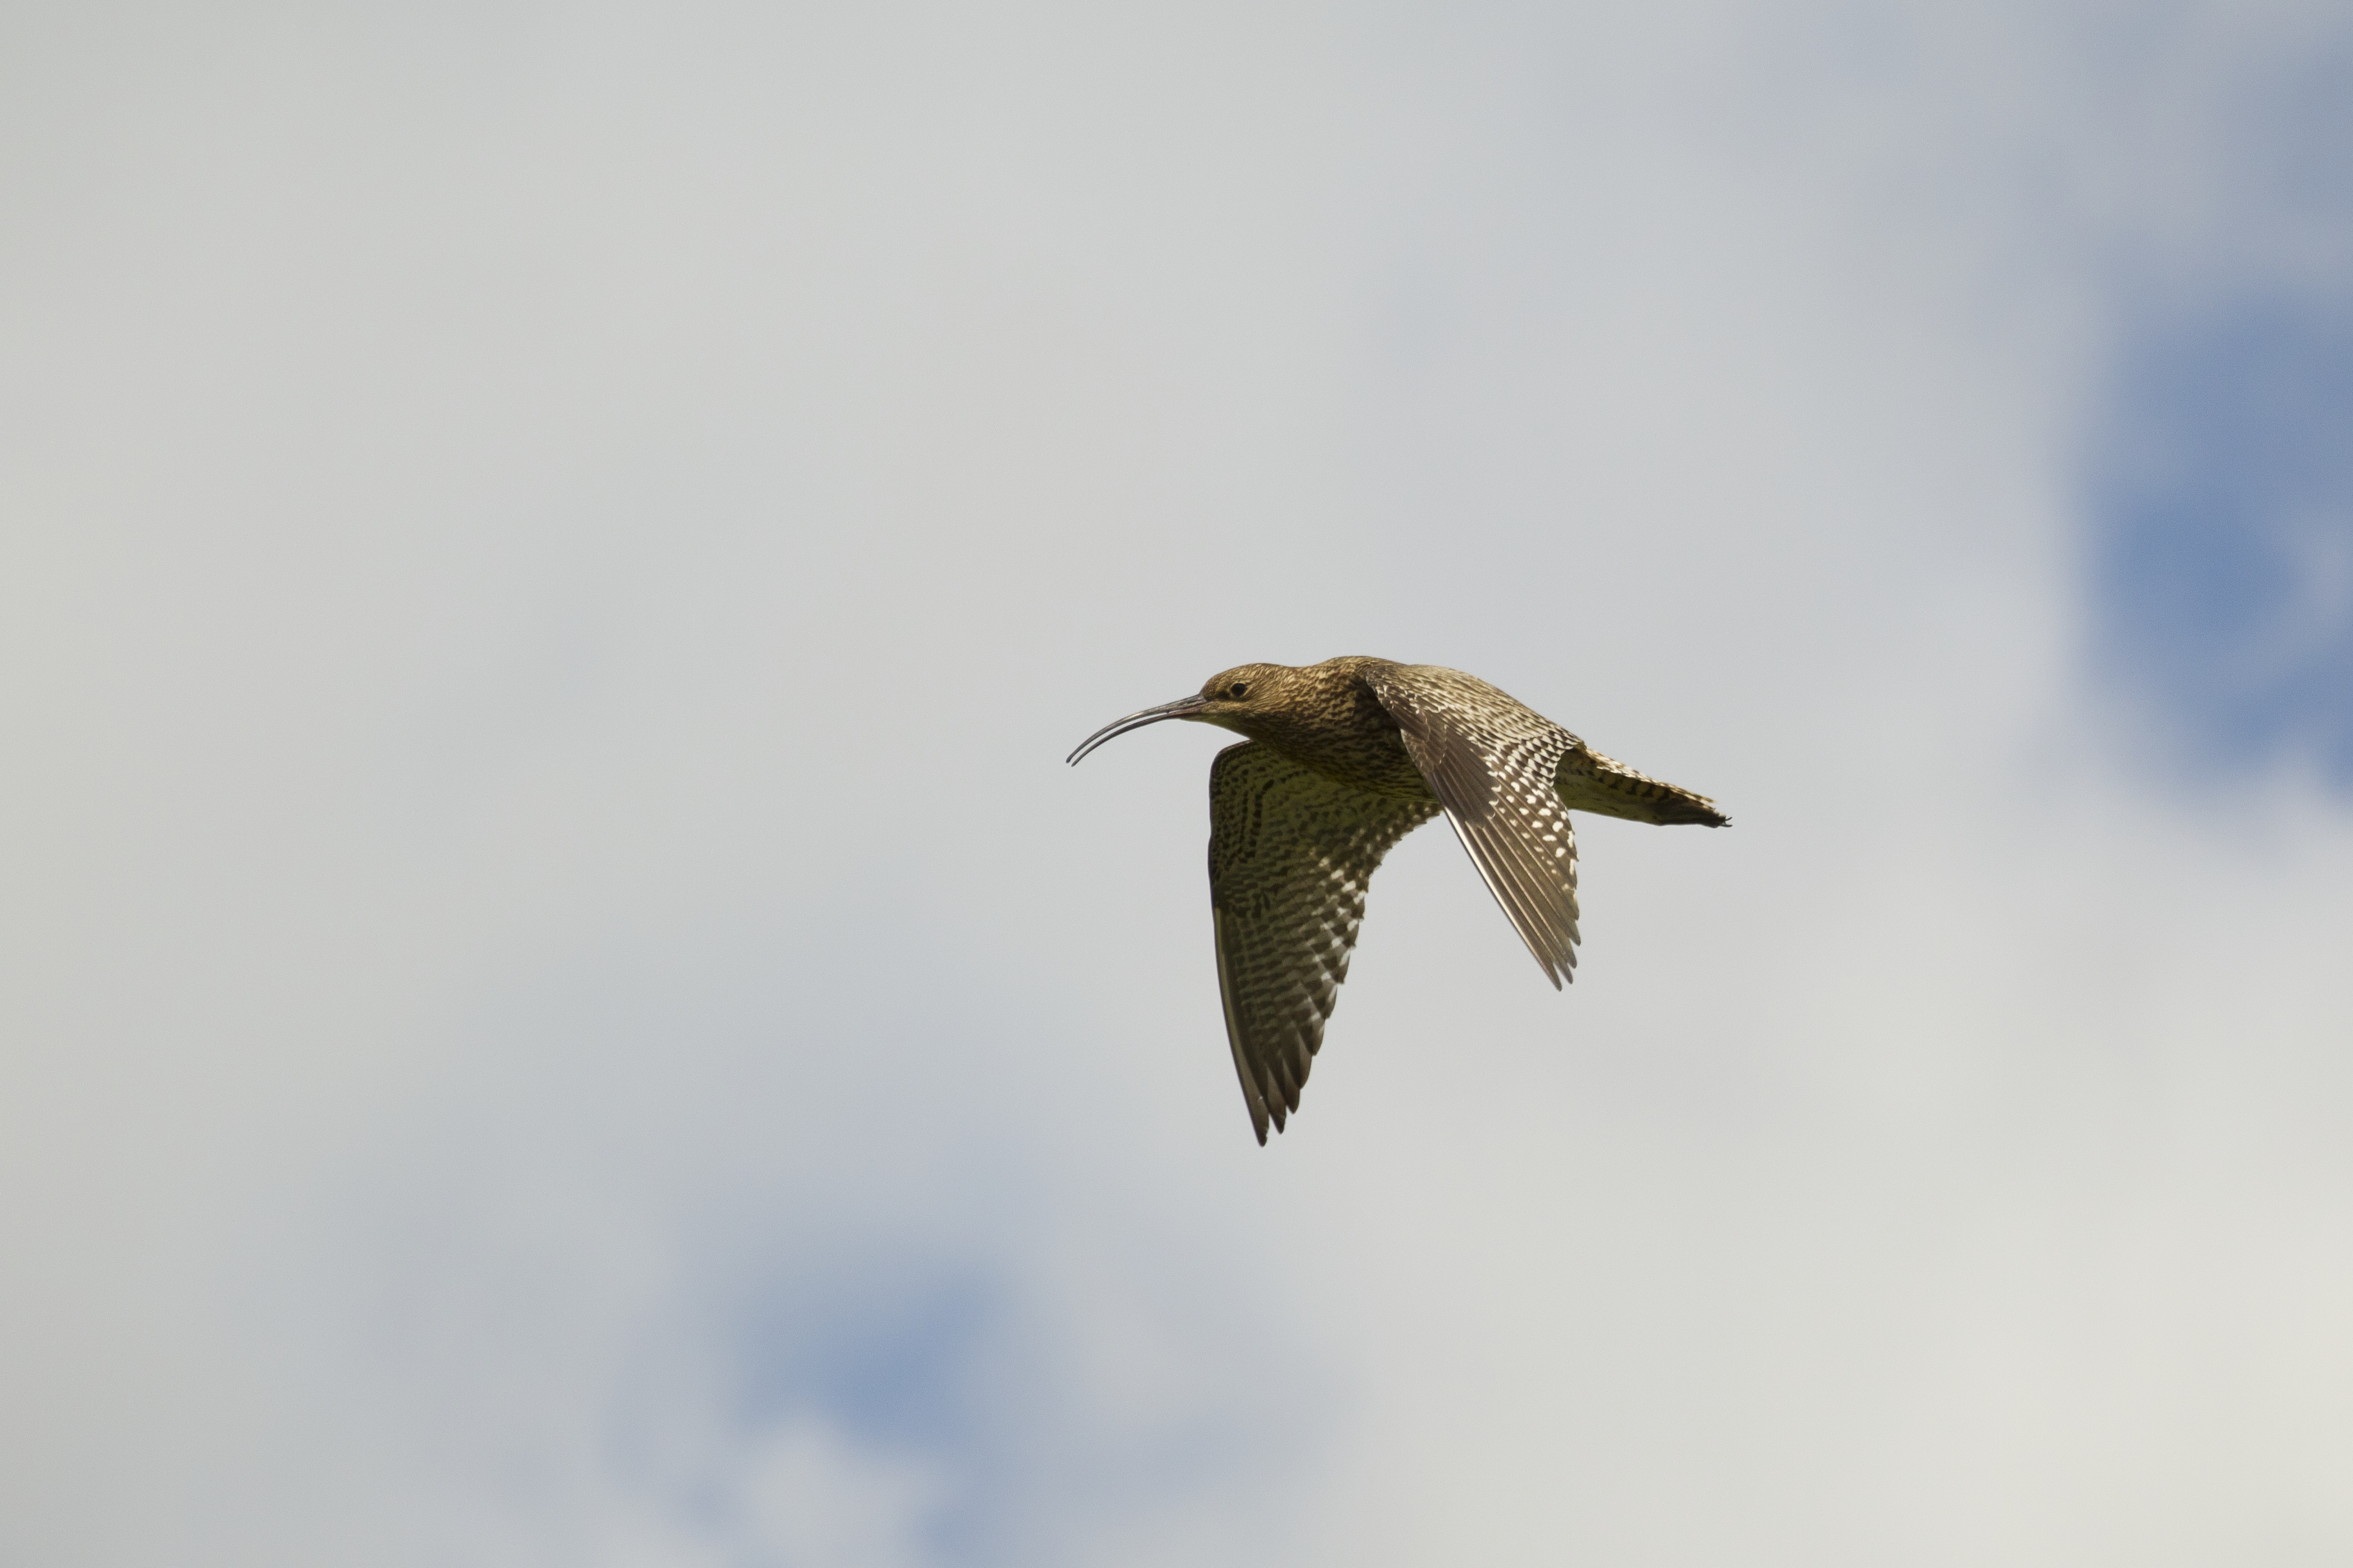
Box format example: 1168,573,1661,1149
3,2,2352,1565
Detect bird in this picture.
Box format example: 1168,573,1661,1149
1067,656,1727,1144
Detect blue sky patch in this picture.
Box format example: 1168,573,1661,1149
2087,297,2353,783
725,1262,998,1455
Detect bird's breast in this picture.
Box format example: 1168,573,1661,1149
1265,723,1436,802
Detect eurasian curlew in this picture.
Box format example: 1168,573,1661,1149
1068,656,1727,1143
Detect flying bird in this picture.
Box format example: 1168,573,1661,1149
1068,656,1727,1144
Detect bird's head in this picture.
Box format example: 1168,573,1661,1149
1190,662,1295,731
1066,662,1299,763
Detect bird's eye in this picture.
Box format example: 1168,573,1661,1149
1227,681,1249,698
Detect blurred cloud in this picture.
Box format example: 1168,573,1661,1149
2092,299,2353,781
3,2,2352,1565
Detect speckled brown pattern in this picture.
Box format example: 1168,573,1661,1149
1070,655,1727,1144
1206,742,1439,1143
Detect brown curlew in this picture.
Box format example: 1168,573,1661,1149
1068,656,1727,1143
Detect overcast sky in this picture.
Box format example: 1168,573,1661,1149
5,3,2352,1565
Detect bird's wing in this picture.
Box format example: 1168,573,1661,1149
1554,745,1730,827
1208,741,1440,1144
1365,665,1583,989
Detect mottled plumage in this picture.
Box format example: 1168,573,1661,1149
1068,656,1726,1144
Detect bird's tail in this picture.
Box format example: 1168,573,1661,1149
1554,747,1729,827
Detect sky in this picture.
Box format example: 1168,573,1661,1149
3,2,2352,1565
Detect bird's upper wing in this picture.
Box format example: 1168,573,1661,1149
1208,741,1440,1144
1365,664,1583,989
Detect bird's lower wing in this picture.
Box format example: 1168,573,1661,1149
1208,742,1440,1144
1366,666,1583,989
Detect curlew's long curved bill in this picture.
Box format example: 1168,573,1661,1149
1066,695,1208,764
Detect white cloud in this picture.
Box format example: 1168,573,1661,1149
3,2,2350,1565
736,1418,944,1568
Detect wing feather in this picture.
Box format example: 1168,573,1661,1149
1365,666,1584,988
1207,742,1439,1144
